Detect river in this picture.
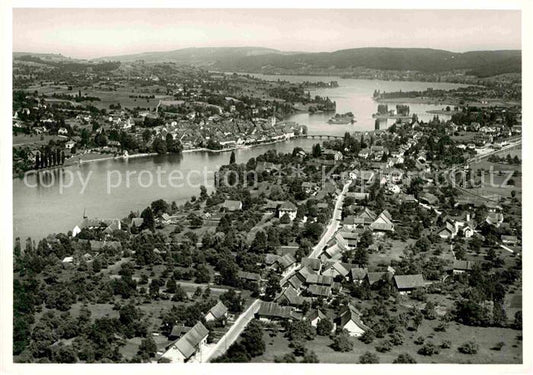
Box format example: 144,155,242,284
13,76,467,241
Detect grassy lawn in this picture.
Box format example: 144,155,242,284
13,134,64,147
253,319,522,364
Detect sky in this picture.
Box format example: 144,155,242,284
12,8,522,59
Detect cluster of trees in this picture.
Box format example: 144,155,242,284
34,147,66,169
212,320,265,362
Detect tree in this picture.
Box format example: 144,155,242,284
301,350,319,363
166,279,177,293
316,318,334,336
138,336,157,358
458,340,479,355
265,271,281,301
312,143,322,158
140,207,155,232
393,353,417,363
331,331,353,352
172,284,187,302
220,289,243,313
240,320,265,357
280,213,291,224
195,264,211,284
230,151,236,164
359,351,379,364
418,342,439,356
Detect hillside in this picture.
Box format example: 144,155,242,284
16,47,522,77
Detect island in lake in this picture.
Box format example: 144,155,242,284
328,112,355,124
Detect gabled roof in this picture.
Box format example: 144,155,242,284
222,199,242,211
339,304,369,331
301,257,321,271
367,271,392,286
350,267,368,280
207,301,228,320
278,286,304,306
238,271,261,282
323,261,350,277
393,274,425,290
284,274,304,290
174,322,209,359
279,201,298,211
307,284,332,297
277,254,296,269
305,274,333,286
265,253,280,265
306,308,328,322
370,222,394,232
257,301,293,319
453,260,474,271
357,208,377,222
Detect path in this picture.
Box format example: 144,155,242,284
201,299,261,362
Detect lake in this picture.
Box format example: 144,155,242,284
13,76,466,241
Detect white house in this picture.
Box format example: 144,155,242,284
205,301,228,323
278,201,298,221
338,304,369,337
160,322,208,363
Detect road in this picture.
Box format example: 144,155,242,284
308,179,352,259
280,179,352,285
201,299,261,362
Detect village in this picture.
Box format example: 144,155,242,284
13,101,522,363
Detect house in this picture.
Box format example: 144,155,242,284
301,257,322,272
338,304,369,337
278,201,298,221
342,215,365,231
265,254,281,267
256,302,295,322
357,208,377,225
222,199,242,212
366,271,392,287
205,301,228,323
452,260,474,274
304,273,334,287
485,212,504,227
276,254,297,272
370,210,394,233
393,274,426,294
72,217,122,237
305,309,330,328
358,149,371,159
277,285,305,307
345,192,369,201
437,221,457,239
339,231,358,249
65,140,76,149
238,271,262,283
419,192,438,206
323,149,343,161
160,321,209,363
321,262,350,279
130,217,144,229
501,235,518,246
168,324,190,341
385,183,401,195
307,285,332,298
284,273,304,290
350,267,368,284
62,256,74,264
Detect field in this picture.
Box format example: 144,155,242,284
253,320,522,364
24,83,173,111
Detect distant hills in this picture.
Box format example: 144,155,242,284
16,47,522,77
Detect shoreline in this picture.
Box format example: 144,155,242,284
13,136,317,177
